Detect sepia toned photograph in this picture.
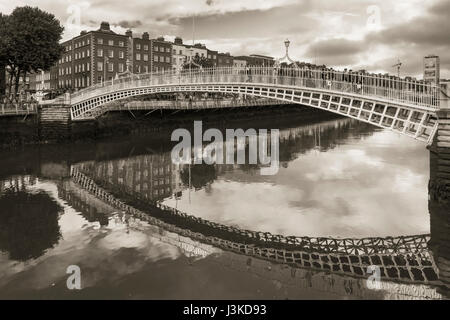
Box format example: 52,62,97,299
0,0,449,308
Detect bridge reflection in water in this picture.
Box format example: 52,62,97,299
1,117,449,299
56,120,448,299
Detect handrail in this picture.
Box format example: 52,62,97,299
70,67,441,110
0,103,38,116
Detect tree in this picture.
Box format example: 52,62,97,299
2,6,64,99
183,55,215,70
0,13,14,99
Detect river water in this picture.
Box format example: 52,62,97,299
0,109,448,299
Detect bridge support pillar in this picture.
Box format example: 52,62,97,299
37,102,71,142
429,144,450,289
430,107,450,288
435,110,450,149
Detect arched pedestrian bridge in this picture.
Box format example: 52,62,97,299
65,67,447,143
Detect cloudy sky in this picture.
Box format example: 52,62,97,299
1,0,449,78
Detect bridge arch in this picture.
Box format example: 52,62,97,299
68,68,440,143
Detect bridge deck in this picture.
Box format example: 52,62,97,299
64,67,442,143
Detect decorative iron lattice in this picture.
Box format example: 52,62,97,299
70,167,441,285
57,180,446,300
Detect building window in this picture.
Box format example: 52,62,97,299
87,63,90,71
144,45,148,51
119,51,124,59
118,63,124,73
97,49,103,57
144,65,148,73
97,38,103,45
179,50,182,55
143,54,148,61
108,40,114,46
165,57,170,63
108,63,113,72
108,50,114,58
154,55,158,62
136,53,141,61
154,46,159,52
166,47,170,53
136,43,141,50
119,41,124,47
97,61,103,71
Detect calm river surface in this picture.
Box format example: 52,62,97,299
0,110,447,299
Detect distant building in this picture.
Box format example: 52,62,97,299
233,58,247,68
152,36,172,72
57,21,129,90
207,49,218,67
423,55,440,84
234,54,274,67
131,31,152,74
172,37,187,71
171,38,211,71
217,52,233,67
28,66,59,100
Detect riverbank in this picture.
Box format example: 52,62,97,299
0,104,343,150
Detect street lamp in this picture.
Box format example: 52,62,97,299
284,39,290,52
274,38,300,70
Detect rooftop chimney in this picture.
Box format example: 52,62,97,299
174,36,183,45
125,29,132,37
99,21,110,31
142,32,149,40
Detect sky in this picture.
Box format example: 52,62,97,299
1,0,449,78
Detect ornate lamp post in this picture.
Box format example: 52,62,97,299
274,38,300,70
272,39,301,85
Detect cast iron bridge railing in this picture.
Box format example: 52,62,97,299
65,67,443,143
0,103,37,117
70,166,441,287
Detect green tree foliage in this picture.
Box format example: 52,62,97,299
1,6,64,99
